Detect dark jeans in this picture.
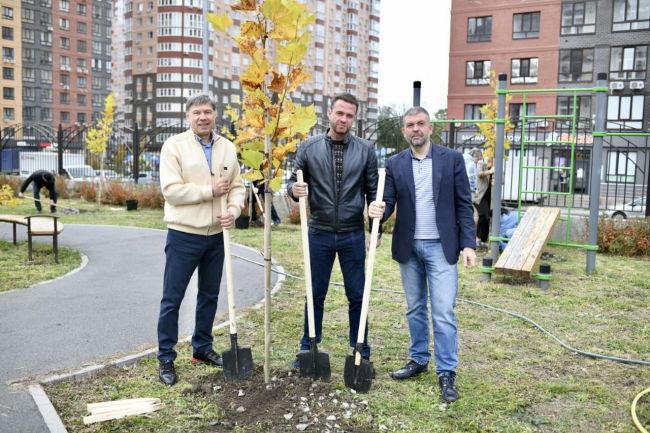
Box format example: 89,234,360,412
157,229,224,361
33,185,58,212
475,183,491,242
300,228,370,358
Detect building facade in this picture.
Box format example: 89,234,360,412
448,0,649,131
116,0,380,134
0,0,112,130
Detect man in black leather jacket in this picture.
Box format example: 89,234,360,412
288,93,379,366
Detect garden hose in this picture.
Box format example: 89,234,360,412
632,387,650,433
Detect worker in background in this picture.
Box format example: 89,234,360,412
19,170,58,213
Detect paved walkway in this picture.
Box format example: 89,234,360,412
0,224,272,433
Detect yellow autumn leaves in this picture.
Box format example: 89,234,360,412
86,93,116,156
208,0,317,191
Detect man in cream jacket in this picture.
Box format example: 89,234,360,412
156,94,245,385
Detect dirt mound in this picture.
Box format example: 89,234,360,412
185,367,377,433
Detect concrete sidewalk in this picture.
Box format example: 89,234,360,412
0,224,272,433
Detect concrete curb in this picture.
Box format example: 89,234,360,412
29,247,285,433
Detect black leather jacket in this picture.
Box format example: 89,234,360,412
288,131,379,233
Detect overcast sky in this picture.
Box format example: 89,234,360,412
378,0,452,113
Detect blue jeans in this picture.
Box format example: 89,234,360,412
33,184,58,212
157,229,224,361
399,239,458,374
300,228,370,358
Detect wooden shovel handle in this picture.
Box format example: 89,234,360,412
221,191,237,335
297,170,316,339
355,168,386,363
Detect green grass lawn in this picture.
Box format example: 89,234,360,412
38,222,649,433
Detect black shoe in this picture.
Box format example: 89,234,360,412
391,360,428,380
191,349,223,367
291,358,300,370
159,360,177,385
438,371,459,403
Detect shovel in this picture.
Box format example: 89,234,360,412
21,196,83,214
296,170,331,381
344,168,385,393
220,189,254,381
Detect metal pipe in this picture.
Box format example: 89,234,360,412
412,81,421,107
586,73,607,274
490,74,507,264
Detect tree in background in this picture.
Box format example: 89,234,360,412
477,71,513,167
85,93,116,205
208,0,316,382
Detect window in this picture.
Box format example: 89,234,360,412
610,46,647,80
3,107,15,120
2,67,14,79
3,87,15,100
40,31,52,46
607,151,637,183
561,2,596,35
23,86,34,100
559,48,593,82
2,6,14,19
59,0,69,11
60,36,70,49
77,76,86,88
41,88,52,101
22,28,35,43
41,108,52,121
59,17,69,30
60,111,69,123
511,58,538,84
60,92,69,104
22,48,34,62
466,60,491,85
607,95,644,129
513,12,540,39
77,112,86,123
77,40,86,52
77,22,86,33
509,103,536,125
464,104,485,120
557,95,592,126
77,3,86,15
60,74,69,86
21,8,34,22
613,0,650,31
41,70,52,83
24,107,36,121
2,26,13,40
77,94,86,105
467,16,492,42
2,46,13,61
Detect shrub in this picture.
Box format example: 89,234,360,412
597,217,650,256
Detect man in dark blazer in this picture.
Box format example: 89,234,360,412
368,106,476,403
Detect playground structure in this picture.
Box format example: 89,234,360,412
436,73,649,279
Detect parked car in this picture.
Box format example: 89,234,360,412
137,170,159,185
95,169,120,180
603,197,647,219
63,165,97,189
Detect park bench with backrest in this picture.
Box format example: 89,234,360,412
494,207,561,279
0,214,64,263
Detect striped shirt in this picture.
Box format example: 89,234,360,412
411,147,439,240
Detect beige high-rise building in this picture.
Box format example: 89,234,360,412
116,0,380,133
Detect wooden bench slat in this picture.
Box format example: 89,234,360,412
495,207,561,279
1,214,64,263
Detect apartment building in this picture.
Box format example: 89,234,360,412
117,0,380,131
1,0,22,128
448,0,650,131
0,0,112,128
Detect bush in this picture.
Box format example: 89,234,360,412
598,217,650,256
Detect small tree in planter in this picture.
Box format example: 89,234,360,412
208,0,316,382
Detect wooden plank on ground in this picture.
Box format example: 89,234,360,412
83,398,162,425
495,207,561,279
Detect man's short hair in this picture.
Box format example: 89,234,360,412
330,93,359,112
402,106,430,123
186,94,217,112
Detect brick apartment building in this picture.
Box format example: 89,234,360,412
448,0,649,131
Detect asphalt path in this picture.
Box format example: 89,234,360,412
0,224,272,433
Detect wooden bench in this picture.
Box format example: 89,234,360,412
494,207,560,279
0,214,64,263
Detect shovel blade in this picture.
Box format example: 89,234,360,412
343,355,373,393
298,350,331,381
222,345,254,381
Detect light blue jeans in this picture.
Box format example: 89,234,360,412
399,239,458,374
